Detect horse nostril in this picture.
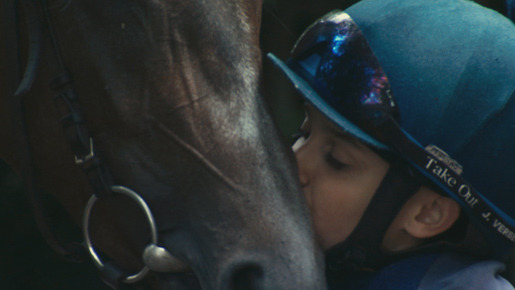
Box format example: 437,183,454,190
230,263,264,290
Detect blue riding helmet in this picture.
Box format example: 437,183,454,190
269,0,515,258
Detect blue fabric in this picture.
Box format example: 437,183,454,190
327,253,439,289
328,253,514,290
367,254,439,289
419,252,514,289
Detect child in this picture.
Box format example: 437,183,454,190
268,0,515,288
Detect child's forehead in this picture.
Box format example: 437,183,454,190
306,104,368,150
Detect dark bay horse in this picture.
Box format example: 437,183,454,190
0,0,325,289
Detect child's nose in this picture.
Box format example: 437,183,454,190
293,143,312,188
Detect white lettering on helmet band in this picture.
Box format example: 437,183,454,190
425,154,514,245
493,219,515,242
425,156,478,208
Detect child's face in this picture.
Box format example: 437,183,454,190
293,105,390,250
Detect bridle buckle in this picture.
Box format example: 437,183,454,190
74,138,94,165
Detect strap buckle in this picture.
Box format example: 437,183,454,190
74,138,94,165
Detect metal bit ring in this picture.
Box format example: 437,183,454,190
83,185,158,283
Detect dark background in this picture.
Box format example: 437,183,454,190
1,0,510,289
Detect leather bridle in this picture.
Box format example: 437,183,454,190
4,0,187,288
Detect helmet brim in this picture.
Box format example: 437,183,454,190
267,53,389,150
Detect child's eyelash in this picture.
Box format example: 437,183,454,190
325,152,347,170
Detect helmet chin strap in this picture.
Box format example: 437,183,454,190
325,165,421,279
325,162,494,283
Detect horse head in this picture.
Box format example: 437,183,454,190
0,0,325,289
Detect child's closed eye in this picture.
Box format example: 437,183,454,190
325,152,347,170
